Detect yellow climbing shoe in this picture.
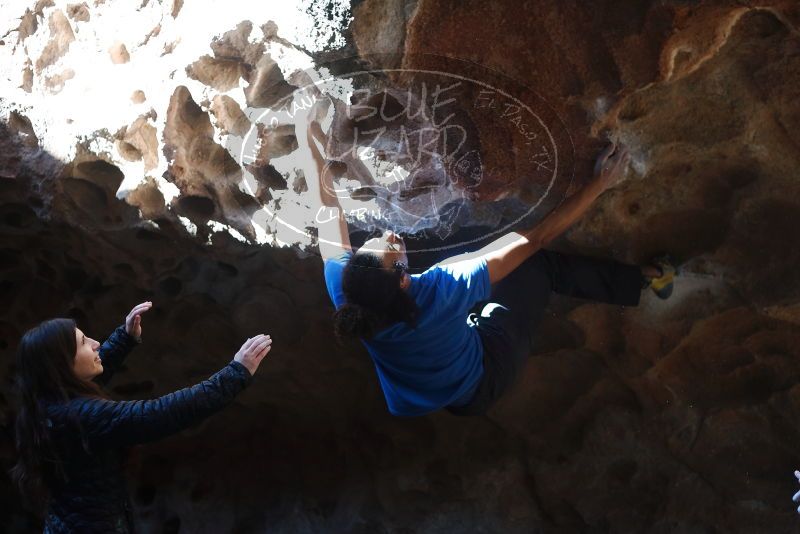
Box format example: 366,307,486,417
647,256,676,300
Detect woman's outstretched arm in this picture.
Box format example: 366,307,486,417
50,335,272,449
445,145,631,284
294,102,352,260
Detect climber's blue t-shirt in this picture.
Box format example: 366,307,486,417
324,251,491,416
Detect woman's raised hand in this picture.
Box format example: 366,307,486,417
125,301,152,339
234,334,272,376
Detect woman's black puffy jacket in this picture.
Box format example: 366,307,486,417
42,325,252,533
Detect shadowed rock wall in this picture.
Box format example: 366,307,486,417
2,1,800,532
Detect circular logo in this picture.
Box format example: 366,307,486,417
225,53,574,257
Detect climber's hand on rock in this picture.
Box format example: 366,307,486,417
124,301,152,340
594,143,631,190
234,334,272,376
292,91,316,141
293,112,310,144
309,119,326,146
793,470,800,513
309,94,332,127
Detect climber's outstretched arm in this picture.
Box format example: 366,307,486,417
442,145,630,284
294,113,352,261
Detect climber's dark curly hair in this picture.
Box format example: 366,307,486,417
332,252,418,340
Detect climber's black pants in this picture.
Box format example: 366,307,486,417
448,249,644,416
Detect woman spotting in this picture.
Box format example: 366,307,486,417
11,302,272,533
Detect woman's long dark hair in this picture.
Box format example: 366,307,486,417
333,252,418,340
10,318,104,509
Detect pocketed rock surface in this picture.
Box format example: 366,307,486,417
2,1,800,532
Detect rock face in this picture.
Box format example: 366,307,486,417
2,0,800,533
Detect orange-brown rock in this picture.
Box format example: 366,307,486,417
109,41,130,64
2,1,800,532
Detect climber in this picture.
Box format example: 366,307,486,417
295,104,674,417
10,301,272,533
